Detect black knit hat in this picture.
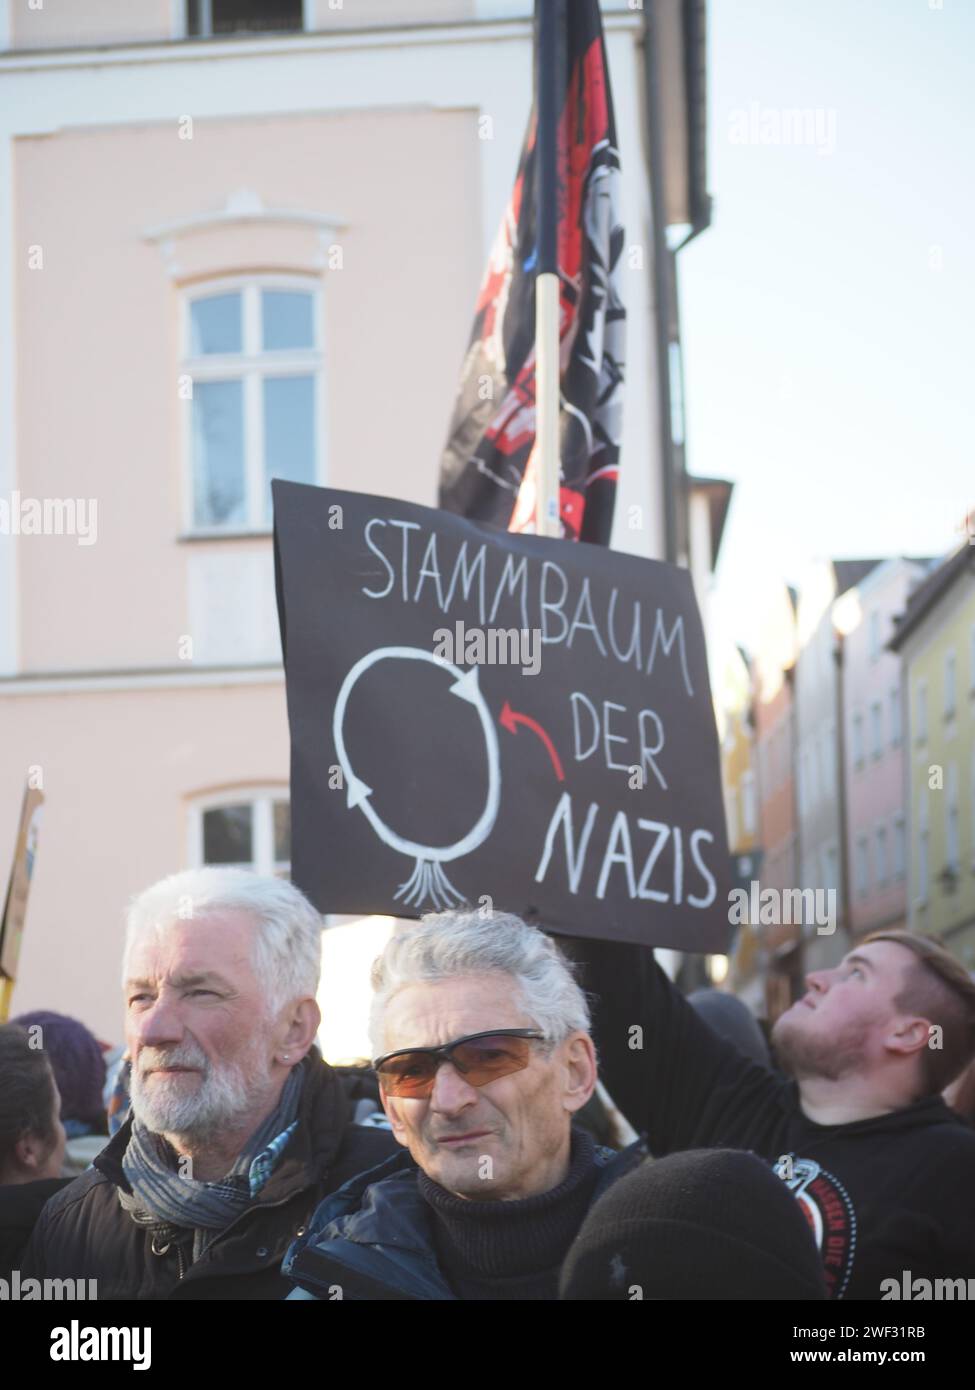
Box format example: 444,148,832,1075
559,1148,826,1300
687,989,772,1069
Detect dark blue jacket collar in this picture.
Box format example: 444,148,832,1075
283,1136,647,1301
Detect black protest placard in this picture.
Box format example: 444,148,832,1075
273,481,732,953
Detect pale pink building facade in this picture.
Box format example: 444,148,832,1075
836,558,928,937
0,1,707,1040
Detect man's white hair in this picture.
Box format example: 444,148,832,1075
369,908,590,1057
122,867,323,1020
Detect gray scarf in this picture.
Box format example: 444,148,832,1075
119,1064,303,1263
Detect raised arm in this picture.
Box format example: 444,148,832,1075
576,937,790,1152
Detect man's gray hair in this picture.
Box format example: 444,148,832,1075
369,908,590,1057
122,867,323,1020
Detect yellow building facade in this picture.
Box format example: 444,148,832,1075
892,546,975,968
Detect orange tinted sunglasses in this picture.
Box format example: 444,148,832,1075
373,1028,545,1098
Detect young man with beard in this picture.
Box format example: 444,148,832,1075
22,869,397,1299
587,930,975,1299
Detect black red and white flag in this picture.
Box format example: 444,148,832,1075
438,0,626,544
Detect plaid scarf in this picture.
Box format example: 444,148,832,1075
118,1064,303,1263
106,1053,131,1136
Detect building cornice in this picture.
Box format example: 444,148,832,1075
143,188,347,243
0,13,641,75
0,664,284,696
888,545,975,653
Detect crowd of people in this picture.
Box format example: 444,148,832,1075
2,867,974,1300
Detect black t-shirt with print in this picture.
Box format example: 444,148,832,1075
612,956,975,1299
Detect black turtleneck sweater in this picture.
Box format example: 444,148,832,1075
416,1128,600,1300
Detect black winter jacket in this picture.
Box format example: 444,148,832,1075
21,1054,398,1300
0,1177,72,1281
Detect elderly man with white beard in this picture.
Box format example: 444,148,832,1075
22,870,397,1299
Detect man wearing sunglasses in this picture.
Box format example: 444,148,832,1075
283,908,647,1300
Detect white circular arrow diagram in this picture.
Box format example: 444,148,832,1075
332,646,501,910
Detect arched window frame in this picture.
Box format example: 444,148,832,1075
187,786,291,876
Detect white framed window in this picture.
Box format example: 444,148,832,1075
889,685,901,747
822,724,835,798
893,814,906,880
915,680,928,743
875,824,888,887
944,650,957,720
182,277,324,534
852,712,864,768
946,762,959,872
808,739,819,806
918,791,929,905
856,836,869,898
870,700,883,760
189,789,291,876
186,0,305,38
869,611,881,661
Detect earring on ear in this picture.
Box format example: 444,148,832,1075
282,1054,290,1062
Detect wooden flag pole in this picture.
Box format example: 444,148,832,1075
532,5,644,1146
0,784,44,1022
534,0,562,539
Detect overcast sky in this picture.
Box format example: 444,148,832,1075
678,0,974,653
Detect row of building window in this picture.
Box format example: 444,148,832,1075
851,686,901,767
855,817,907,897
800,844,839,898
796,724,835,817
187,1,305,38
915,755,975,903
914,640,975,741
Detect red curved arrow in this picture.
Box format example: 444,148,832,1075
500,701,565,781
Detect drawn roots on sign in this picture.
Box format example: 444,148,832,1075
332,646,501,911
394,859,466,911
